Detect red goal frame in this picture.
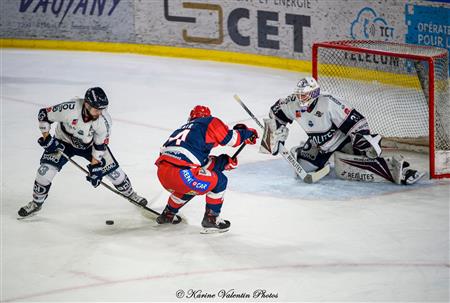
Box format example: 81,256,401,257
312,40,449,179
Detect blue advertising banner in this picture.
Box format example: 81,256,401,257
405,4,450,73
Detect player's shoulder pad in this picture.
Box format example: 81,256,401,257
322,94,341,105
207,116,228,130
95,110,112,133
49,100,78,114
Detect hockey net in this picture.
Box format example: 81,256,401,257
312,40,450,179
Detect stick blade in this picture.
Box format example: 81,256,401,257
304,164,331,184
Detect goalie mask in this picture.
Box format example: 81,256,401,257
189,105,211,121
294,77,320,108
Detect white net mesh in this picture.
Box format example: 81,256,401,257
313,40,450,177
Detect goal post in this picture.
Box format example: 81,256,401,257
312,40,450,179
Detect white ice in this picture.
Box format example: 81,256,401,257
1,49,449,302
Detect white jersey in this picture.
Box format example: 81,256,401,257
270,94,369,153
38,98,112,160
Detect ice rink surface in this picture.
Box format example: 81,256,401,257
1,49,449,302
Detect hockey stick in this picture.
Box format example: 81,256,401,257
233,94,330,183
232,142,247,160
58,151,166,219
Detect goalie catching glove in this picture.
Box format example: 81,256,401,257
260,118,289,155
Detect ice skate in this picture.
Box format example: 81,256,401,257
156,206,182,224
201,208,230,234
127,191,148,206
18,201,42,218
401,169,425,185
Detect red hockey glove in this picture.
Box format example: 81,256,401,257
215,154,238,171
244,129,258,145
233,124,258,145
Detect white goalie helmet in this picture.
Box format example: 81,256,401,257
294,77,320,106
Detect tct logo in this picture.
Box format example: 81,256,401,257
350,7,394,40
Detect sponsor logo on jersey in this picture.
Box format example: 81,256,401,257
308,121,314,127
103,162,118,174
180,169,210,192
314,111,322,117
309,127,337,146
52,102,75,112
344,108,351,115
71,119,78,125
326,95,343,106
42,153,61,163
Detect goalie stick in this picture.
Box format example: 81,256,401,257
59,151,182,222
233,94,330,184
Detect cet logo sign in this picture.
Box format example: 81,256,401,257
163,0,311,52
350,7,394,41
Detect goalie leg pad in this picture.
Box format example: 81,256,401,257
352,132,382,159
334,152,424,185
334,151,395,183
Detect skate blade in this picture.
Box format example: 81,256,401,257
17,212,38,220
172,216,183,224
406,172,426,185
200,227,230,234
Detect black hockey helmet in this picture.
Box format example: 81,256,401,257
85,87,108,109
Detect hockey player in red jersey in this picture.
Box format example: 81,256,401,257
155,105,258,233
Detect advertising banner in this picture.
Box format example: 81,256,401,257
1,0,448,72
0,0,134,42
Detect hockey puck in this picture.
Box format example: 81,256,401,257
105,220,114,225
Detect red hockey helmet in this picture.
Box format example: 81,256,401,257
189,105,211,121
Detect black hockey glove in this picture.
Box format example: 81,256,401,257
38,135,64,153
86,158,106,188
215,154,238,171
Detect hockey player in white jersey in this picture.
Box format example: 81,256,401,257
262,77,424,185
18,87,148,218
